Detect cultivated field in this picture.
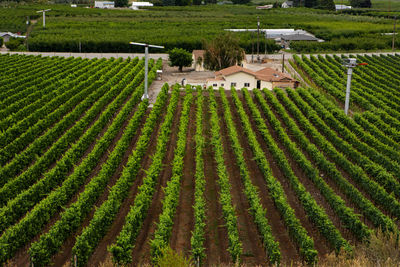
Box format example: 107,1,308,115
1,53,400,267
0,4,398,53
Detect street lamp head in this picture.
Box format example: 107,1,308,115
343,58,357,68
129,42,164,49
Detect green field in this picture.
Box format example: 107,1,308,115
0,3,398,53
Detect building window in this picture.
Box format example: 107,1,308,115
244,83,250,87
231,82,237,87
221,83,224,87
213,84,218,87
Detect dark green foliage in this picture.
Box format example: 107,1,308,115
162,0,176,6
305,0,334,10
350,0,371,8
203,33,244,71
232,0,250,4
5,37,24,51
168,48,193,71
115,0,128,7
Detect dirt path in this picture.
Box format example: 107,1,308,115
243,92,357,244
8,89,134,267
202,97,231,266
129,97,183,266
264,94,375,230
49,105,150,267
223,93,300,265
215,93,267,266
232,90,331,259
169,97,196,256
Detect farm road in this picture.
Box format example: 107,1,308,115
1,51,398,60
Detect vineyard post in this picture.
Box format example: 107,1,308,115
74,254,77,267
129,42,164,100
343,58,356,115
36,9,51,29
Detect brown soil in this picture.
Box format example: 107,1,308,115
228,90,332,260
129,96,183,266
243,92,357,244
222,93,300,265
267,92,380,228
169,98,196,257
8,87,140,267
264,95,375,230
215,94,267,266
9,63,125,177
50,105,150,267
202,97,231,266
4,65,111,167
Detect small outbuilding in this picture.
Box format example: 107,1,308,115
206,65,298,90
335,4,352,11
281,1,293,8
131,2,153,10
280,34,321,49
192,50,205,72
94,1,115,8
256,4,273,9
0,32,26,43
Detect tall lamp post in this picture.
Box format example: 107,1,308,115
342,58,368,115
129,42,164,100
37,9,51,29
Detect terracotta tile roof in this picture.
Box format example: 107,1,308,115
255,67,295,82
215,65,257,77
206,77,225,82
213,65,296,83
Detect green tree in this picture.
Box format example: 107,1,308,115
232,0,250,4
168,48,193,72
203,33,244,71
350,0,371,8
115,0,128,7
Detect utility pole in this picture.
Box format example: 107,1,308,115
393,16,397,51
36,9,51,29
251,31,254,63
257,16,260,63
282,53,285,73
129,42,164,100
264,31,267,59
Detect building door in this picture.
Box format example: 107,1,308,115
257,80,261,89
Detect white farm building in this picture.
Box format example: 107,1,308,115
95,1,115,8
206,65,298,91
131,2,153,9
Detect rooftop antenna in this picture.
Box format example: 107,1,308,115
36,9,51,29
129,42,164,100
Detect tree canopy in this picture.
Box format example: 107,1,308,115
203,33,244,71
114,0,128,7
168,48,193,72
350,0,371,8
